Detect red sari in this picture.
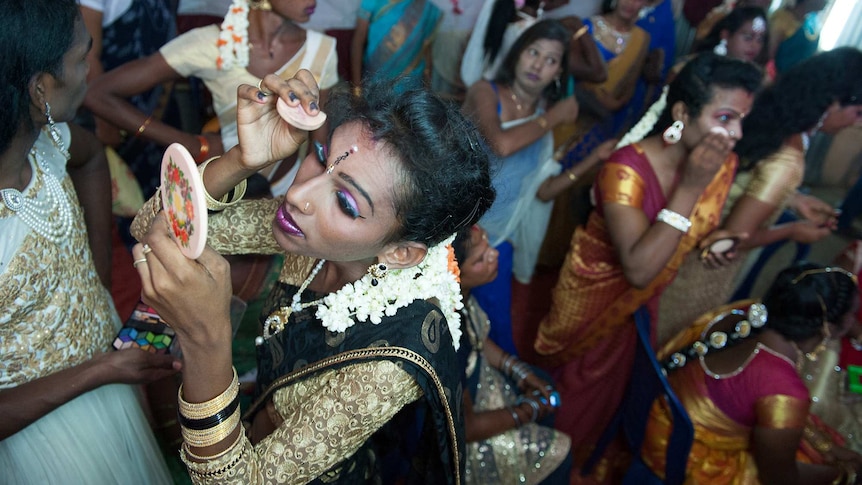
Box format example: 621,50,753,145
532,143,737,479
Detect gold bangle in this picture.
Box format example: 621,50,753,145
182,429,244,462
178,367,239,419
566,170,577,182
135,115,153,138
535,115,549,130
572,25,589,42
181,408,240,448
198,158,248,211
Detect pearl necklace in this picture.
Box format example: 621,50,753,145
593,16,631,54
261,258,326,340
0,148,73,245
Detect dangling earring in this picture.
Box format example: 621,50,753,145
713,39,728,56
250,0,272,10
662,120,684,145
812,110,828,134
555,77,561,93
44,102,69,157
368,262,388,287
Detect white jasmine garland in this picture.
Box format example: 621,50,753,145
267,235,464,349
616,85,668,149
216,0,251,70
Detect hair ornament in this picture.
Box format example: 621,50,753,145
752,17,766,34
616,85,669,149
216,0,251,70
662,302,768,372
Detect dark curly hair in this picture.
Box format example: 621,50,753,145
762,262,858,342
0,0,79,155
493,19,571,103
695,6,769,65
326,82,496,248
647,53,763,138
735,47,862,168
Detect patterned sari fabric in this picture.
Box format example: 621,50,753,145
132,197,463,484
532,144,737,472
656,143,805,344
359,0,442,85
458,296,570,484
643,303,817,484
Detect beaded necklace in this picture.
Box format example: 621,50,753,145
0,131,74,245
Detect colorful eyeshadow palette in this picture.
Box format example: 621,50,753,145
112,301,177,354
113,327,174,354
160,143,207,259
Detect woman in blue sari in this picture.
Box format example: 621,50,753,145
350,0,442,88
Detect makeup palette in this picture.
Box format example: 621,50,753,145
112,302,177,354
160,143,207,259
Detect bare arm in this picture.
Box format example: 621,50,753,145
560,16,607,83
723,195,831,250
537,139,616,201
0,350,179,440
751,426,842,484
607,134,732,288
350,18,370,88
83,54,216,158
66,122,112,288
462,81,578,157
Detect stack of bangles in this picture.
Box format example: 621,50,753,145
506,395,542,428
198,157,248,211
178,367,242,455
500,353,531,384
831,462,858,485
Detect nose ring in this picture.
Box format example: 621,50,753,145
729,130,736,137
304,202,310,212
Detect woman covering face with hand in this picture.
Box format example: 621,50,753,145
532,53,762,480
131,72,495,484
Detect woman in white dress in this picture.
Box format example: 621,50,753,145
0,1,179,482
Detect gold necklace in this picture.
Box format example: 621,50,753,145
510,90,524,111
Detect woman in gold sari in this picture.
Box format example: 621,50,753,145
645,263,862,484
656,47,862,344
532,53,762,482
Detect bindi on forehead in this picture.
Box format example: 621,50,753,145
326,144,359,174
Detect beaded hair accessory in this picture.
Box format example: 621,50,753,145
663,302,768,372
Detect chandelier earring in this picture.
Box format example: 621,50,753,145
368,262,388,286
662,120,685,145
713,38,728,56
44,102,68,157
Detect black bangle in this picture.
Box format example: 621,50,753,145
178,396,240,431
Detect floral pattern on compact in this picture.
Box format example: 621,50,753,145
164,157,195,247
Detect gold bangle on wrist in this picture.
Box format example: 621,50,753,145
198,158,248,211
178,367,239,419
135,115,153,138
535,116,549,130
181,408,240,448
572,25,589,42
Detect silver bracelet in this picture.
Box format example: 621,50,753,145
656,208,692,233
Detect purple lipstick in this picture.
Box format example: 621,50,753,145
275,205,304,237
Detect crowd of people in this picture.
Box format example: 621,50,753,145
2,0,862,484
